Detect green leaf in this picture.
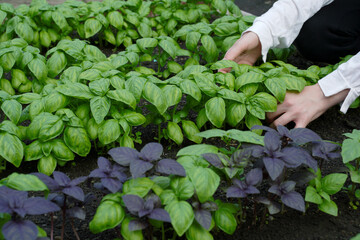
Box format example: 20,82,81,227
121,110,146,126
28,58,48,81
214,208,237,234
90,200,125,234
0,52,16,72
196,129,226,139
189,167,220,203
166,200,194,236
186,221,214,240
90,96,111,124
5,173,48,191
186,32,201,52
159,39,177,59
56,82,95,99
63,126,91,157
205,97,226,128
136,38,158,53
84,18,102,38
25,140,43,161
211,60,238,71
200,35,218,63
161,85,182,107
250,92,278,112
305,186,322,204
121,217,143,240
38,155,57,176
180,80,202,102
126,76,146,102
235,71,264,90
214,22,238,36
321,173,347,195
278,74,306,92
44,92,69,113
51,139,74,161
318,199,338,216
177,144,218,157
84,45,107,62
0,132,23,167
1,99,22,124
89,78,110,96
182,120,202,144
52,11,68,29
38,115,65,142
0,10,7,24
264,78,286,102
138,22,152,38
98,119,121,145
107,11,123,29
194,73,219,97
47,51,67,78
341,139,360,163
160,189,177,205
123,178,154,197
142,81,167,114
227,129,264,145
245,114,262,133
226,103,246,127
167,121,183,145
107,89,136,109
15,22,34,43
170,176,195,200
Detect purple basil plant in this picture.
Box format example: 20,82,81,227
108,142,186,178
89,156,128,193
0,186,60,240
268,181,305,212
122,194,171,231
226,168,263,198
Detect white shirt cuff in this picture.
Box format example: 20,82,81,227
245,21,274,62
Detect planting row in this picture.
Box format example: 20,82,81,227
0,126,359,240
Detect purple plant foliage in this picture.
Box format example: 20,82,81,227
268,181,305,212
226,168,263,198
0,186,60,240
312,141,341,161
122,194,171,230
245,129,318,180
108,142,186,178
256,197,281,215
89,156,128,193
31,171,87,201
192,201,218,230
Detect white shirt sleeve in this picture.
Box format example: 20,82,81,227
318,53,360,113
245,0,334,61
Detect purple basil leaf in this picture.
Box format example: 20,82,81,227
202,153,224,168
256,196,270,205
128,220,148,231
226,186,246,198
268,201,282,215
268,185,281,196
67,207,86,220
70,176,87,186
122,195,144,213
145,194,161,209
280,147,305,168
108,147,140,166
244,185,260,195
97,156,111,170
13,208,27,218
148,208,171,222
130,159,154,178
101,178,123,193
281,181,296,193
24,197,60,215
243,144,265,158
0,198,12,214
264,131,281,152
289,128,322,145
233,179,246,189
89,169,107,178
195,209,212,230
139,208,152,218
289,169,317,186
52,171,71,187
2,220,38,240
111,170,128,182
281,191,305,212
263,157,285,180
31,173,59,191
312,141,340,160
328,152,341,159
245,168,263,186
140,142,163,161
48,193,64,207
62,186,84,201
156,159,186,176
276,125,290,137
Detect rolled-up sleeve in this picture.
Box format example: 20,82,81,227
245,0,334,61
318,53,360,113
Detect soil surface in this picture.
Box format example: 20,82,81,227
1,0,360,240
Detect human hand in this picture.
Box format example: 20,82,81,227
266,83,350,128
219,31,262,73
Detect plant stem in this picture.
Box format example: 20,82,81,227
158,124,161,143
61,195,67,240
50,213,54,240
70,218,80,240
